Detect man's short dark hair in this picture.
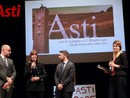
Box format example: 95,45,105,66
59,50,69,58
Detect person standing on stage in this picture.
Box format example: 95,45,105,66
54,50,76,98
0,44,16,98
24,50,47,98
107,40,128,98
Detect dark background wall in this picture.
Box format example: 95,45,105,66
0,0,129,98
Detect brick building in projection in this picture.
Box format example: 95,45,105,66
32,5,49,53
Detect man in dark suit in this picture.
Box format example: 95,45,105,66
54,50,76,98
0,44,16,98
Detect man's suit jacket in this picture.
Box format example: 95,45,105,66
54,61,76,92
0,56,16,88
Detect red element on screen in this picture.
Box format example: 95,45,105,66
0,4,21,17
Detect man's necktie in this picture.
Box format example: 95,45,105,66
4,58,8,67
60,62,65,83
61,62,65,73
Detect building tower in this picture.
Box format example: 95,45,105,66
32,4,49,53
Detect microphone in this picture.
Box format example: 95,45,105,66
31,60,36,68
109,66,112,70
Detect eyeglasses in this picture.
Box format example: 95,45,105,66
113,45,119,48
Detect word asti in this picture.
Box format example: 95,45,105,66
0,4,21,17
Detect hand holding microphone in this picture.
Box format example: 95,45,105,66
31,61,36,68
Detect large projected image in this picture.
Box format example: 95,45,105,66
33,5,113,54
25,0,126,64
